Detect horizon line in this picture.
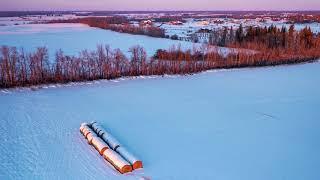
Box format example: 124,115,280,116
1,10,320,12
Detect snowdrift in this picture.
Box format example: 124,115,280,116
79,122,142,174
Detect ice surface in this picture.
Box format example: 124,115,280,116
0,14,85,26
0,62,320,179
0,23,201,59
0,23,89,35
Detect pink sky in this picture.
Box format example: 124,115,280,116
1,0,320,11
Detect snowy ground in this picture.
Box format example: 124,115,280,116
0,14,84,26
1,61,320,180
0,23,201,59
157,18,320,39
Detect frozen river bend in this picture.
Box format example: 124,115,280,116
0,23,202,58
1,62,320,180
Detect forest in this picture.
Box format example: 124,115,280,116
0,24,320,88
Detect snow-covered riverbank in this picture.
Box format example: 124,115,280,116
0,23,201,59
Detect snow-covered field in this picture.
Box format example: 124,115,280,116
0,14,84,26
0,23,199,59
157,18,320,39
1,61,320,180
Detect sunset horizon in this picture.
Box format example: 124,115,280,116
1,0,320,11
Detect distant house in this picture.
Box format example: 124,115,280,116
213,20,224,24
197,20,210,26
197,28,213,33
256,18,266,23
194,28,213,42
179,36,192,41
139,20,153,26
230,19,241,24
271,17,281,21
169,21,183,25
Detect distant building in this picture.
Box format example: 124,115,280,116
271,17,281,21
213,20,224,24
197,21,210,26
168,21,183,25
194,28,213,42
139,20,153,26
257,18,266,23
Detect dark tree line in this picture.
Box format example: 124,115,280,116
48,17,166,38
209,24,319,51
48,16,129,26
153,16,186,23
287,14,320,23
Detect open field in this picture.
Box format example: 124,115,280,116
1,62,320,180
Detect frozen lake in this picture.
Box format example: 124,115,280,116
0,23,199,59
1,61,320,180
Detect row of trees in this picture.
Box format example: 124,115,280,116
106,24,166,38
209,24,319,50
287,14,320,23
48,17,166,38
153,16,186,23
48,16,129,27
1,40,320,88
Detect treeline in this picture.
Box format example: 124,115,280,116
153,16,186,23
208,24,320,50
48,17,166,38
154,43,320,68
106,24,166,38
49,16,129,26
1,42,320,88
287,14,320,23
